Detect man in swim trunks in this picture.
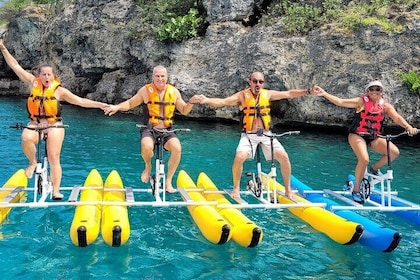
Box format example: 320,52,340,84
190,71,311,199
104,65,195,192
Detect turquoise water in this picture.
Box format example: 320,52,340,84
0,97,419,280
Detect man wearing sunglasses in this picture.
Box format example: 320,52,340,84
190,71,310,199
312,81,418,203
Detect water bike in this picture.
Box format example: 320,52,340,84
335,130,420,225
244,129,363,245
136,124,190,202
245,129,300,203
10,123,68,203
290,130,420,251
344,131,408,204
0,169,27,224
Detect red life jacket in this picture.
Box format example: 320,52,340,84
349,94,385,135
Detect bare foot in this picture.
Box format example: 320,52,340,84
141,168,150,183
25,163,37,178
231,189,240,199
285,190,296,201
165,182,177,193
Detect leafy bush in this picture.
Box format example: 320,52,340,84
281,1,322,35
157,8,202,42
264,0,415,35
133,0,205,42
399,70,420,94
0,0,61,22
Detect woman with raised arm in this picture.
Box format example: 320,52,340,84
0,34,107,200
312,81,418,203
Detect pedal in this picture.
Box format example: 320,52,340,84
246,179,262,198
361,178,371,199
246,179,255,191
37,176,43,194
150,175,156,195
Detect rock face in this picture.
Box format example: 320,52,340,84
1,0,419,129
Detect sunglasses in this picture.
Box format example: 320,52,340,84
251,79,264,84
368,87,382,92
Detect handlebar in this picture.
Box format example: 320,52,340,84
136,124,191,133
10,123,69,131
268,130,301,138
247,129,300,138
377,131,408,140
358,131,411,141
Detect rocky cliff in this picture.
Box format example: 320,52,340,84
1,0,419,130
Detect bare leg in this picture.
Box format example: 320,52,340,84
46,126,65,199
141,136,154,183
164,137,181,193
274,150,295,200
370,138,400,170
348,133,369,193
231,151,248,199
21,126,39,178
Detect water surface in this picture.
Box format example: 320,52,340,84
0,97,419,279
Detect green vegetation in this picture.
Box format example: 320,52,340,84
265,0,419,35
1,0,205,42
1,0,419,41
399,70,420,94
2,0,56,10
157,8,202,42
284,1,325,35
134,0,204,42
0,0,60,22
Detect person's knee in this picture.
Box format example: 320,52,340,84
141,141,154,153
234,152,248,163
166,142,181,155
390,147,400,160
358,157,369,166
275,150,289,163
21,133,36,144
48,153,60,165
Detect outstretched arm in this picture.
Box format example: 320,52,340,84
0,39,34,84
312,85,360,108
175,90,195,115
191,92,241,108
104,87,145,116
56,87,107,109
269,88,309,101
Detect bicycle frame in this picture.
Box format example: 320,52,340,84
362,131,408,206
33,136,51,203
10,123,68,203
136,124,190,202
246,130,300,204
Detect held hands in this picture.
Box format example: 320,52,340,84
310,85,327,97
189,94,207,104
103,104,119,116
0,36,6,51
